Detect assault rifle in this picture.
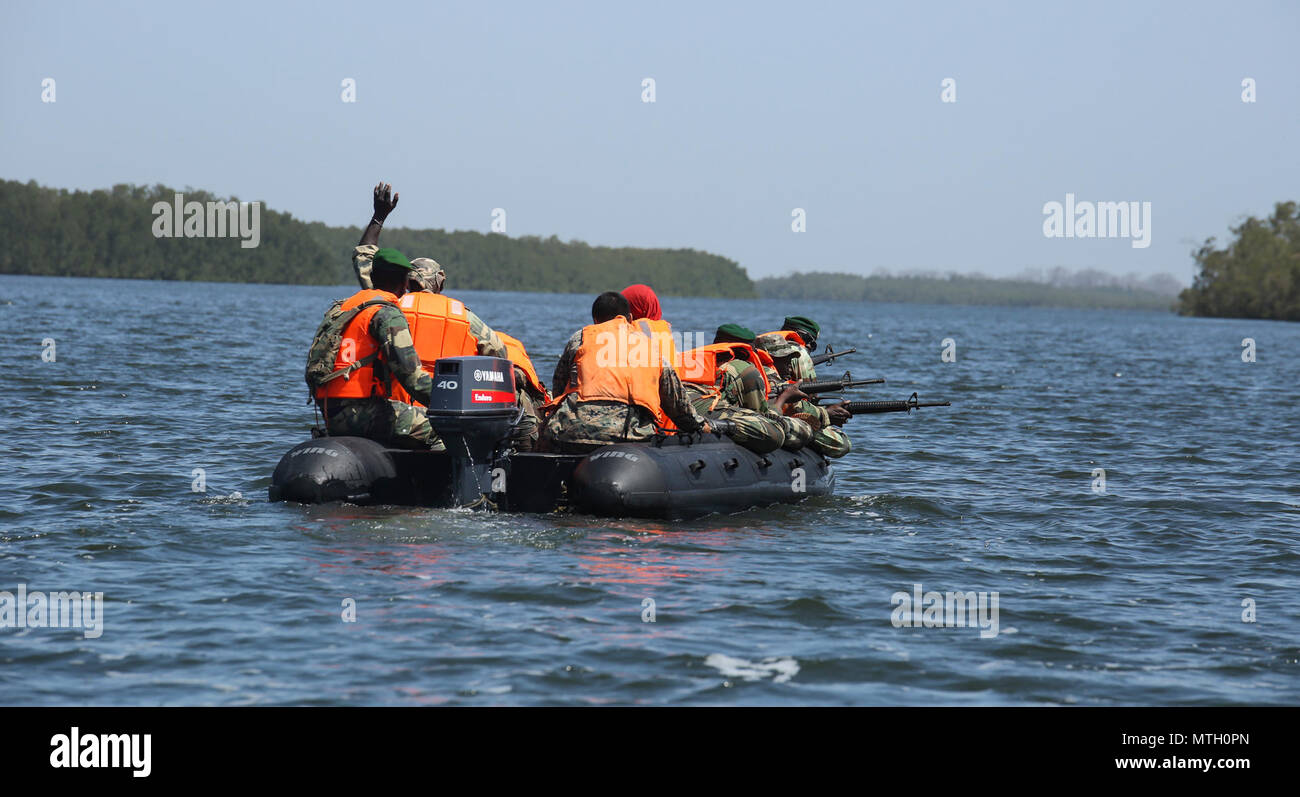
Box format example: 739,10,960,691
841,392,950,415
810,345,857,367
795,371,885,396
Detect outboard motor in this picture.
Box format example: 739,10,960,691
424,356,520,508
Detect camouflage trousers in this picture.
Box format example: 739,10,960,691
538,397,662,454
810,424,852,458
324,392,541,452
785,398,852,459
777,414,814,451
510,390,543,452
323,398,442,451
686,382,814,454
704,406,786,454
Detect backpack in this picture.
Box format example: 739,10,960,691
304,298,397,401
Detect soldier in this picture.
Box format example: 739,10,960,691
621,283,682,425
755,315,821,383
538,292,713,453
756,316,853,459
680,324,813,453
350,182,543,451
494,330,550,452
309,247,436,448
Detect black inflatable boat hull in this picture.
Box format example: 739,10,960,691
570,435,833,518
269,434,833,519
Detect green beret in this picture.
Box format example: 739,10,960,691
782,315,820,344
372,247,414,272
714,323,756,344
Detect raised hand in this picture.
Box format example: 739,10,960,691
372,181,399,220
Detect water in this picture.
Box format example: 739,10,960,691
2,274,1297,705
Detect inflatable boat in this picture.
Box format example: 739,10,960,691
269,356,834,519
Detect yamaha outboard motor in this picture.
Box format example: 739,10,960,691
424,356,520,508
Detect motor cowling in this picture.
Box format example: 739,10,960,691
424,356,519,507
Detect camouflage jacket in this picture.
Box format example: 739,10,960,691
338,298,433,407
683,358,769,414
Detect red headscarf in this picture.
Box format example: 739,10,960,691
622,284,662,321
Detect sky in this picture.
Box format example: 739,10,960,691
2,0,1297,282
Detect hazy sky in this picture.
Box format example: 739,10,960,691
2,0,1296,281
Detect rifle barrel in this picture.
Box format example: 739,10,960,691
811,346,857,366
844,394,951,414
843,400,913,414
795,373,886,394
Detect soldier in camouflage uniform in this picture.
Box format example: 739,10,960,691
755,316,854,459
352,184,506,358
538,292,712,453
681,325,814,454
315,248,437,448
349,182,542,451
357,246,508,356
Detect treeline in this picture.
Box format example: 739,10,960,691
0,179,756,297
0,181,330,284
1177,201,1300,322
1004,266,1183,297
305,222,755,297
756,271,1177,310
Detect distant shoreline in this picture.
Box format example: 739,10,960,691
756,271,1178,312
2,178,1189,312
0,262,1179,311
2,271,1184,314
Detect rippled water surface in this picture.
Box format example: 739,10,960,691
2,274,1297,705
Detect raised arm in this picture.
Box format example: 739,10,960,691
360,181,398,247
353,182,400,288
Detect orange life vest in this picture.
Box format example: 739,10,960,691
636,318,683,429
497,331,549,402
633,318,678,369
389,292,479,406
680,342,774,410
553,317,665,424
316,289,402,400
